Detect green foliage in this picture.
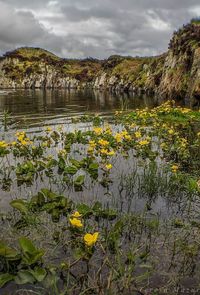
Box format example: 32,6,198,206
0,238,46,288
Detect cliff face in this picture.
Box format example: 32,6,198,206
1,22,200,104
157,22,200,103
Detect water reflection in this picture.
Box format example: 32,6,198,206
0,89,156,128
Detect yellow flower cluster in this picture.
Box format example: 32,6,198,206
114,130,132,143
69,211,99,247
100,149,115,156
98,139,109,147
16,131,32,146
84,232,99,247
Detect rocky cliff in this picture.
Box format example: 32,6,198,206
1,20,200,104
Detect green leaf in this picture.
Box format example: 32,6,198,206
15,270,35,285
88,162,99,179
0,241,20,260
19,237,45,265
30,267,47,282
41,189,58,201
31,192,45,207
64,166,78,175
76,203,92,216
22,251,45,265
92,201,102,212
19,237,37,254
74,175,85,186
0,273,14,288
70,159,82,168
89,162,99,170
10,199,28,214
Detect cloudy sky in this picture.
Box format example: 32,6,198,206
0,0,200,59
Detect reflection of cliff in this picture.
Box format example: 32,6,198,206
1,22,200,105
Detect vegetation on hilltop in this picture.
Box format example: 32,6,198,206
4,47,61,62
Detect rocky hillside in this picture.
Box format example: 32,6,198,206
0,20,200,104
0,47,101,89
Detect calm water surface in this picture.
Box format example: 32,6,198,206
0,89,156,130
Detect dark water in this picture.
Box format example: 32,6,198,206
0,89,156,129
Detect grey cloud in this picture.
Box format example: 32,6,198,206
0,0,200,58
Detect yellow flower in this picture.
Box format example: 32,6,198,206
84,232,99,247
89,140,96,148
87,147,94,154
171,165,179,173
21,140,28,146
124,134,131,141
93,127,103,135
105,163,112,170
121,130,128,136
69,218,83,228
105,128,112,135
16,131,26,138
168,129,174,135
107,150,115,156
135,131,142,139
114,133,123,143
46,127,52,132
181,108,190,114
71,211,82,218
0,141,8,148
138,140,149,146
100,148,109,155
98,139,109,147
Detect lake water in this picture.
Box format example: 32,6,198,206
0,89,156,130
1,89,200,293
